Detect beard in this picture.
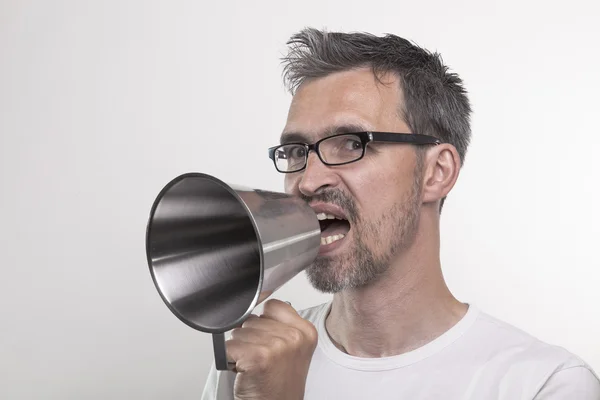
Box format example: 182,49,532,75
302,170,423,294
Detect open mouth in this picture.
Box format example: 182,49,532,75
317,212,351,246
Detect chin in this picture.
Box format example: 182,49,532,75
305,260,347,294
306,241,393,293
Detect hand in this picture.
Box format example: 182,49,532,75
226,299,318,400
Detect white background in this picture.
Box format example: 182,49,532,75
1,0,599,398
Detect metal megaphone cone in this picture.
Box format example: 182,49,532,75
145,173,321,370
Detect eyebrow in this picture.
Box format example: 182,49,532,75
280,123,371,144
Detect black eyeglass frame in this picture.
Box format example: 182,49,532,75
268,131,442,173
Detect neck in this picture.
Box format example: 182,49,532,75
325,208,467,358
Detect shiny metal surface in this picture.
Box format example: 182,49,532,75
145,173,321,370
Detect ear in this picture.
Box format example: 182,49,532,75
422,144,461,205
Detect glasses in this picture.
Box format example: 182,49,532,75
268,131,441,173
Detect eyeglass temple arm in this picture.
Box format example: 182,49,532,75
368,132,441,145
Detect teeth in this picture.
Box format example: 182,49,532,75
317,212,344,220
320,233,346,246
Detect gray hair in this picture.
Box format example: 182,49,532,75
281,28,472,209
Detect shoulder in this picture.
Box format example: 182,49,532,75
534,364,600,399
473,311,586,366
469,309,600,396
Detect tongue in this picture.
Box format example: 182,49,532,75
321,220,351,237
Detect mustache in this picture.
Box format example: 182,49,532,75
300,190,358,222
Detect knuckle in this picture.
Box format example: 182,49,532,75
230,328,242,339
253,345,271,369
241,315,258,328
263,299,275,307
270,335,287,351
285,328,304,344
304,322,318,343
262,299,279,313
224,338,241,360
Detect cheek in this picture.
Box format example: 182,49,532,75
283,175,299,195
348,169,409,216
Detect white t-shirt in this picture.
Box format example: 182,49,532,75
201,303,600,399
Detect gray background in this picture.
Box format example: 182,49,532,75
1,0,598,398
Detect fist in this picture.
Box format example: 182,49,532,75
226,299,318,400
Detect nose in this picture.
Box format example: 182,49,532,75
297,151,341,197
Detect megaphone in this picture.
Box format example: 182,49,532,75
145,173,321,370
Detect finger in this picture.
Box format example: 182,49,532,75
225,328,266,372
261,299,317,339
241,314,283,332
241,311,308,344
261,299,308,326
225,340,270,373
261,299,300,322
229,327,270,345
232,313,259,329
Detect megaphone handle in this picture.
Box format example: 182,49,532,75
212,333,236,371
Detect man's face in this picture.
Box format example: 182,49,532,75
282,68,423,293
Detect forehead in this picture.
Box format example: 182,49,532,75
282,68,404,143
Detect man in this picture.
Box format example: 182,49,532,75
202,28,600,399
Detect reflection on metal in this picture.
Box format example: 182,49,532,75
145,173,321,370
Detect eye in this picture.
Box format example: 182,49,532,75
275,149,287,159
343,138,362,151
289,146,307,159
